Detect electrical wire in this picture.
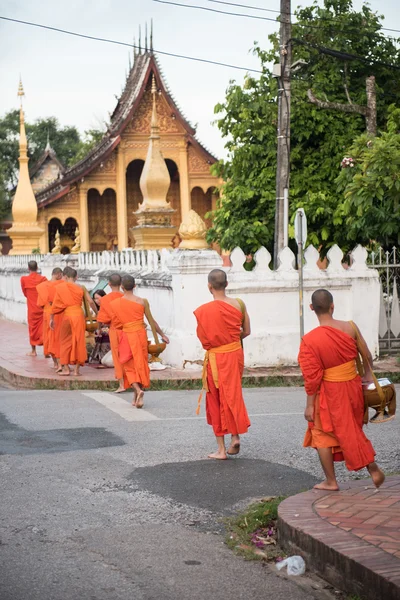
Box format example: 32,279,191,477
0,15,262,73
154,0,400,37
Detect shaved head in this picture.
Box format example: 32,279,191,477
121,275,135,291
63,266,77,279
52,267,62,276
108,273,122,287
208,269,227,291
311,289,334,315
28,261,38,272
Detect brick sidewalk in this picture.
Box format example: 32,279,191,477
1,318,399,390
278,476,400,600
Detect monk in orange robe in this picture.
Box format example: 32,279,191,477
20,260,47,356
50,266,87,376
96,273,126,392
110,275,169,408
299,288,385,491
194,269,251,460
36,267,64,368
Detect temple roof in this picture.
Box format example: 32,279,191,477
36,50,217,208
29,140,65,182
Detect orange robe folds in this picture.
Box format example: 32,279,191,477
36,280,63,357
298,326,376,471
194,300,250,437
110,297,150,388
51,282,87,366
20,272,47,346
97,291,125,383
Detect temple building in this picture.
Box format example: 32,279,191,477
10,37,219,254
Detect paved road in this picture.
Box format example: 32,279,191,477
0,387,398,600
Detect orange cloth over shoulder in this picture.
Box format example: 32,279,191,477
298,326,375,471
37,279,64,357
21,272,47,346
51,282,87,366
97,291,125,382
110,297,150,388
194,300,250,437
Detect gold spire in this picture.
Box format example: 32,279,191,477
8,80,43,254
138,75,171,209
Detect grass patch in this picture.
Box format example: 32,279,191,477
225,496,286,562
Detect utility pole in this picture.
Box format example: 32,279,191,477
273,0,292,268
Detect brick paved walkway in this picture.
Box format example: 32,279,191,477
278,476,400,600
0,318,304,389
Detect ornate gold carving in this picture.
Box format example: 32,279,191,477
71,227,81,253
179,209,208,249
188,145,212,174
90,153,116,176
51,230,61,254
129,89,181,134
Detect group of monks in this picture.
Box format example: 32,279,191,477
21,261,386,490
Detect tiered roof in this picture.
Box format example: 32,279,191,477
36,49,217,208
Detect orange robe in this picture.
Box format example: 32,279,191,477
110,297,150,388
194,300,250,437
96,291,126,383
51,282,87,366
298,326,376,471
36,280,64,357
20,272,47,346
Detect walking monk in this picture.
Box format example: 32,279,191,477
194,269,251,460
20,261,47,356
50,267,87,376
110,275,169,408
96,273,125,393
299,289,385,491
36,268,63,369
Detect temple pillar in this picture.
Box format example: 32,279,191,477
79,186,89,252
116,146,128,250
179,142,190,220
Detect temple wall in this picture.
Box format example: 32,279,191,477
0,245,380,368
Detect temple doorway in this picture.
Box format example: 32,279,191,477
48,216,78,253
87,188,117,251
190,187,213,227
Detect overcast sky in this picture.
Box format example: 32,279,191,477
0,0,398,159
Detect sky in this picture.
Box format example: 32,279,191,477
0,0,399,159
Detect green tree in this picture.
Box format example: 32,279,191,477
336,105,400,248
207,0,400,255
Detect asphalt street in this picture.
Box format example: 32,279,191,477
1,386,399,600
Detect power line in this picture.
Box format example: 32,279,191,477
205,0,400,34
154,0,400,36
0,15,262,73
153,0,276,22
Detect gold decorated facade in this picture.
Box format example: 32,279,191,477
9,42,220,254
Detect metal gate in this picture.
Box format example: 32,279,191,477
368,247,400,354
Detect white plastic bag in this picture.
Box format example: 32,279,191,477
276,556,306,576
101,350,114,368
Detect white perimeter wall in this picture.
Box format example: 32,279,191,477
0,245,380,368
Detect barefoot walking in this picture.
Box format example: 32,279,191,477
298,289,385,491
194,269,251,460
20,260,47,356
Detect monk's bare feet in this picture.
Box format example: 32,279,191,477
314,480,339,491
135,390,144,409
227,443,240,456
73,366,81,376
114,386,125,394
26,351,37,357
59,367,70,376
131,390,138,406
208,451,227,460
367,463,385,489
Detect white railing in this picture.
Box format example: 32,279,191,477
0,253,46,269
77,249,172,272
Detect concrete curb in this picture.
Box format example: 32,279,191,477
278,482,400,600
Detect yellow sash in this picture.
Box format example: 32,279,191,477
323,360,357,382
123,320,146,333
65,305,84,317
196,341,242,415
